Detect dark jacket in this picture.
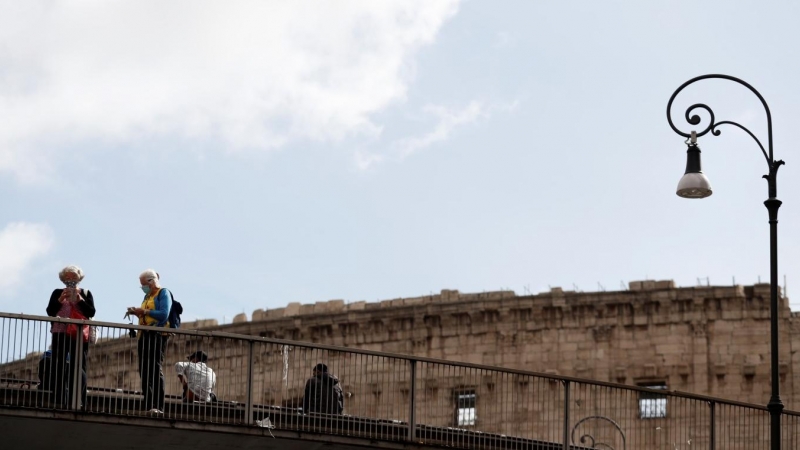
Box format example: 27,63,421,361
38,351,56,391
302,372,344,414
46,288,96,319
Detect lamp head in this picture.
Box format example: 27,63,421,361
676,143,712,198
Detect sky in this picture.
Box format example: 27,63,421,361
1,0,800,324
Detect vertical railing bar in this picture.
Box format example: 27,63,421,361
29,320,37,407
245,340,254,425
302,346,307,432
563,380,570,450
23,319,29,406
20,318,27,406
709,400,716,450
381,354,386,441
0,318,5,367
70,328,84,411
12,318,19,406
114,327,119,416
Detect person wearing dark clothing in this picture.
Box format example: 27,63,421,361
37,350,60,392
137,330,166,412
45,265,96,409
127,269,173,414
302,363,344,415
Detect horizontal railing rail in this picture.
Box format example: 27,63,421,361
0,312,794,450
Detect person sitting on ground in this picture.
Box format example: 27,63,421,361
302,363,344,415
175,351,216,402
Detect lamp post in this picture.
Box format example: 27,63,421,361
666,74,785,450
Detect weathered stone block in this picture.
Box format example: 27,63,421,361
653,291,675,301
404,297,425,306
655,280,676,290
613,366,627,382
326,299,346,313
232,313,248,323
252,309,265,321
575,366,593,379
262,308,282,319
284,302,301,317
441,289,460,301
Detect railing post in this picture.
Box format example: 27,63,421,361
408,359,417,442
563,380,570,450
709,400,716,450
70,324,84,411
245,341,255,425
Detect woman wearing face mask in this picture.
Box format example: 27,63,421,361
45,265,96,409
127,269,172,414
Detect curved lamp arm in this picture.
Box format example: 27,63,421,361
666,74,784,198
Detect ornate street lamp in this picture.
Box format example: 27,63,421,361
667,74,785,450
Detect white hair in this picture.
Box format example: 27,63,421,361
58,265,84,283
139,269,161,287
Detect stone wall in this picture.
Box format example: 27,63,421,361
212,280,795,407
1,280,796,448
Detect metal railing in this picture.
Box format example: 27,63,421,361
1,312,798,450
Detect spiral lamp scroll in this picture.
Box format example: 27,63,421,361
571,416,626,450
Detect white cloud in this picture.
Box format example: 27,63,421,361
354,149,386,171
355,99,519,169
396,101,487,158
0,0,461,181
0,222,55,289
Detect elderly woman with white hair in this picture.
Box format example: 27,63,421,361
127,269,173,414
45,265,96,409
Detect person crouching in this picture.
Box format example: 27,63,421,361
175,350,216,402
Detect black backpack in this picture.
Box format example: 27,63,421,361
166,290,183,329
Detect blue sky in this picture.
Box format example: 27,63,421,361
1,0,799,323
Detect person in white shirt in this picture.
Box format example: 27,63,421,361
175,351,216,402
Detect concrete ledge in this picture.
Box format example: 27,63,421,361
0,400,567,450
